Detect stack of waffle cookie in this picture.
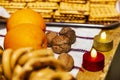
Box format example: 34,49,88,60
27,2,58,22
0,0,119,24
0,1,26,14
54,2,89,23
0,0,59,22
89,0,119,24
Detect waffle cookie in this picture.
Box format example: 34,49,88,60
47,0,61,2
89,4,120,23
90,0,116,1
61,0,87,4
0,1,26,14
12,0,37,2
27,2,58,10
90,0,116,5
90,0,116,2
32,9,54,22
53,10,86,23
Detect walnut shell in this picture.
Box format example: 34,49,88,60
52,35,70,45
46,31,58,47
51,35,71,54
58,53,74,71
59,27,76,44
52,44,71,54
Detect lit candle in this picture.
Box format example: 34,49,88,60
91,48,97,58
93,32,113,52
100,32,106,42
82,49,104,72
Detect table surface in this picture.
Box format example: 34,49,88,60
0,21,120,80
76,26,120,80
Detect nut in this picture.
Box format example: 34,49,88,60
52,44,71,54
51,35,71,54
58,53,74,71
52,35,70,45
46,31,58,47
59,27,76,44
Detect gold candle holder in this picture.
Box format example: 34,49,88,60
93,32,113,52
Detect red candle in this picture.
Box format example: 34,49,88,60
82,49,104,72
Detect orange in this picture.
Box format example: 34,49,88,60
4,23,47,50
7,8,46,31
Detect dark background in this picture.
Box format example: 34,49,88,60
105,42,120,80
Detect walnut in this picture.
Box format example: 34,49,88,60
52,44,71,54
52,35,70,45
51,35,71,54
58,53,74,71
46,31,58,47
59,27,76,44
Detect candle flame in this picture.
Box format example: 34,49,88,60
100,32,106,39
91,48,97,58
